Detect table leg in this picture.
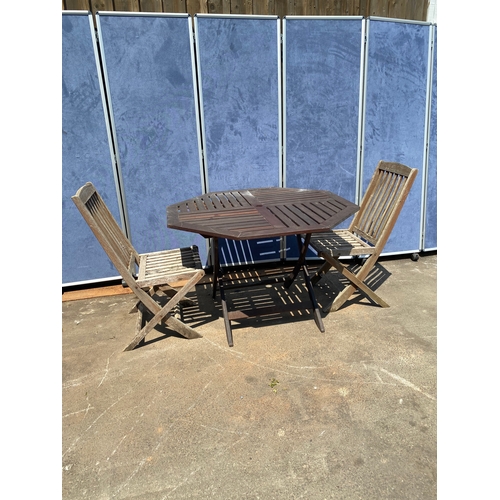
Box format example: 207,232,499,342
284,233,311,288
209,237,233,346
212,237,220,299
284,233,324,332
218,276,234,347
302,262,325,333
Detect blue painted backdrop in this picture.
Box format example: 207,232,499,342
362,19,431,254
62,12,121,285
97,13,206,256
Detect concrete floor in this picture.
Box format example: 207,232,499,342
62,253,437,499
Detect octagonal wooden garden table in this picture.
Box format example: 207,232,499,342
167,187,359,346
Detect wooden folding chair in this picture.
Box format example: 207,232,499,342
72,182,205,351
309,161,418,313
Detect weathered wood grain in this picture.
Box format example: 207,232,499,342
63,0,428,19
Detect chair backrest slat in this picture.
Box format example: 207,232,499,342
368,170,401,239
72,183,139,275
350,161,418,250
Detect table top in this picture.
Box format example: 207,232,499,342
167,187,359,240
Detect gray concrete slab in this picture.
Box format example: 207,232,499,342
62,254,437,499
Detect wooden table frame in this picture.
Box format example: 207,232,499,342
167,188,359,346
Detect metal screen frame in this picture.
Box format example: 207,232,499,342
62,11,124,286
96,12,206,256
360,17,432,256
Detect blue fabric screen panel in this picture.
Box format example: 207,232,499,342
195,15,281,265
362,19,431,254
424,26,437,250
97,13,205,256
283,17,364,259
218,238,283,267
62,12,121,285
284,17,362,202
195,15,281,192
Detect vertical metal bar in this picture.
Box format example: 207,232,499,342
193,15,210,193
94,12,131,239
277,17,283,188
357,17,369,204
188,15,207,196
420,24,436,251
281,18,288,262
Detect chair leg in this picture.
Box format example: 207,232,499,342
311,260,333,285
130,285,194,314
123,271,204,351
157,286,196,307
322,254,389,313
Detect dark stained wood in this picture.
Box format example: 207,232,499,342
167,187,359,347
167,187,359,240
